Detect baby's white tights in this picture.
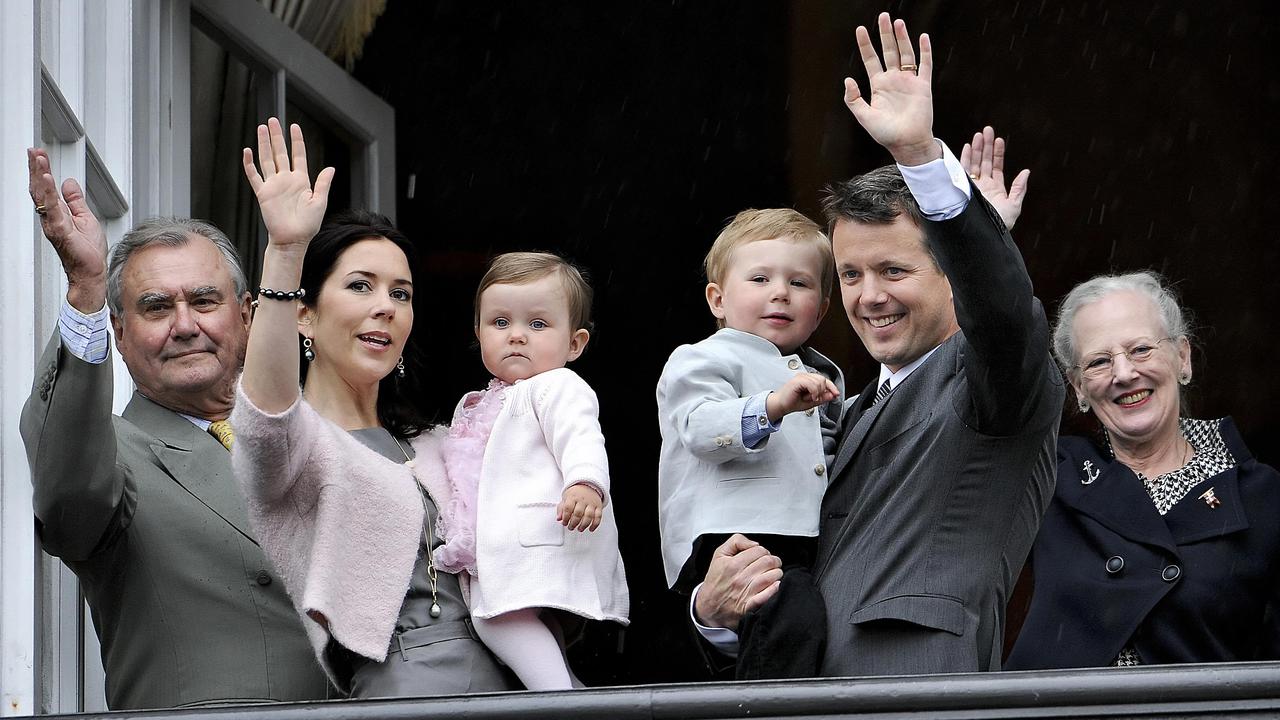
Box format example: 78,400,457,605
472,608,573,690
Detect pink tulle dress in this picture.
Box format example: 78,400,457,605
435,379,508,575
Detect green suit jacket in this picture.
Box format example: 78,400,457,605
21,332,330,709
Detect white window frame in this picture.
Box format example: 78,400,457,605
0,3,41,717
1,0,393,714
191,0,396,221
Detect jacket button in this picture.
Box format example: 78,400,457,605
256,571,272,586
814,464,825,476
1105,556,1124,574
787,359,800,370
1161,564,1181,582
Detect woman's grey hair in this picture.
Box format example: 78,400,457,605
106,218,249,316
1052,270,1192,375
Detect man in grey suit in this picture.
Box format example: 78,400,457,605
21,149,329,709
694,14,1063,676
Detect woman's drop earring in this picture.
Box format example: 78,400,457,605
397,356,406,378
303,337,315,362
1077,398,1089,413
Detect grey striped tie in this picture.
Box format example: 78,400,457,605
872,379,892,406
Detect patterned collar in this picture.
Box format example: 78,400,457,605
1106,418,1236,516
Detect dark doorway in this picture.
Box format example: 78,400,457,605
351,0,1280,685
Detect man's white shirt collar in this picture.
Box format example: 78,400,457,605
877,344,943,391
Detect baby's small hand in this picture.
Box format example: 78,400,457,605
766,372,840,421
557,484,603,532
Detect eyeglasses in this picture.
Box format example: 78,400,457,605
1074,337,1175,380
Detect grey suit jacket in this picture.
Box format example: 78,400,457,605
21,332,329,709
814,191,1065,677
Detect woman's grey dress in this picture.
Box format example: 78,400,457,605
325,428,517,697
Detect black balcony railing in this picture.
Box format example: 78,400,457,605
42,662,1280,719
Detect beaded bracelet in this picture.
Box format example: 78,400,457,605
258,287,306,301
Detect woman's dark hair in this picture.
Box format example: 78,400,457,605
299,209,433,438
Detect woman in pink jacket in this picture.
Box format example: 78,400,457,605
231,119,516,696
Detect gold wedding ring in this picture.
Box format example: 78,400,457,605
34,203,47,216
968,173,979,180
899,63,918,72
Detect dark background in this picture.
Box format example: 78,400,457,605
339,0,1278,684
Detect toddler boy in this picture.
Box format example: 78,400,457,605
657,208,843,678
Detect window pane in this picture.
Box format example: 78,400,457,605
285,96,353,219
190,24,261,282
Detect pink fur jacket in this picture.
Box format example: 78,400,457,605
230,384,447,677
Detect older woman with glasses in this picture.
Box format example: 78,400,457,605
1006,271,1280,669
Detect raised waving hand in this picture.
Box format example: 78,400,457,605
241,118,335,248
960,126,1031,230
842,13,938,166
239,118,335,413
27,148,108,312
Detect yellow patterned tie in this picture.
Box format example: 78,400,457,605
208,420,235,451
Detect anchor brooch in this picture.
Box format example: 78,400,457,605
1081,460,1100,485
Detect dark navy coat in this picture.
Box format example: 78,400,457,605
1006,418,1280,668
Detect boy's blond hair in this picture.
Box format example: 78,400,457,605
703,209,833,327
474,251,594,332
704,208,833,290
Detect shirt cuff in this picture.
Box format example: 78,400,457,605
741,391,781,449
897,139,972,221
689,583,740,656
58,298,110,364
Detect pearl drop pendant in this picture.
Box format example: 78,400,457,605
429,602,442,618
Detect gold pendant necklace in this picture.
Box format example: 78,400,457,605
396,436,441,618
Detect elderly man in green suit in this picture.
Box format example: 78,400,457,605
20,149,329,709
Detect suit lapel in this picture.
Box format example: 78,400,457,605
828,378,884,482
1057,452,1178,554
123,394,259,545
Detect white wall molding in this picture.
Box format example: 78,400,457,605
0,0,40,715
